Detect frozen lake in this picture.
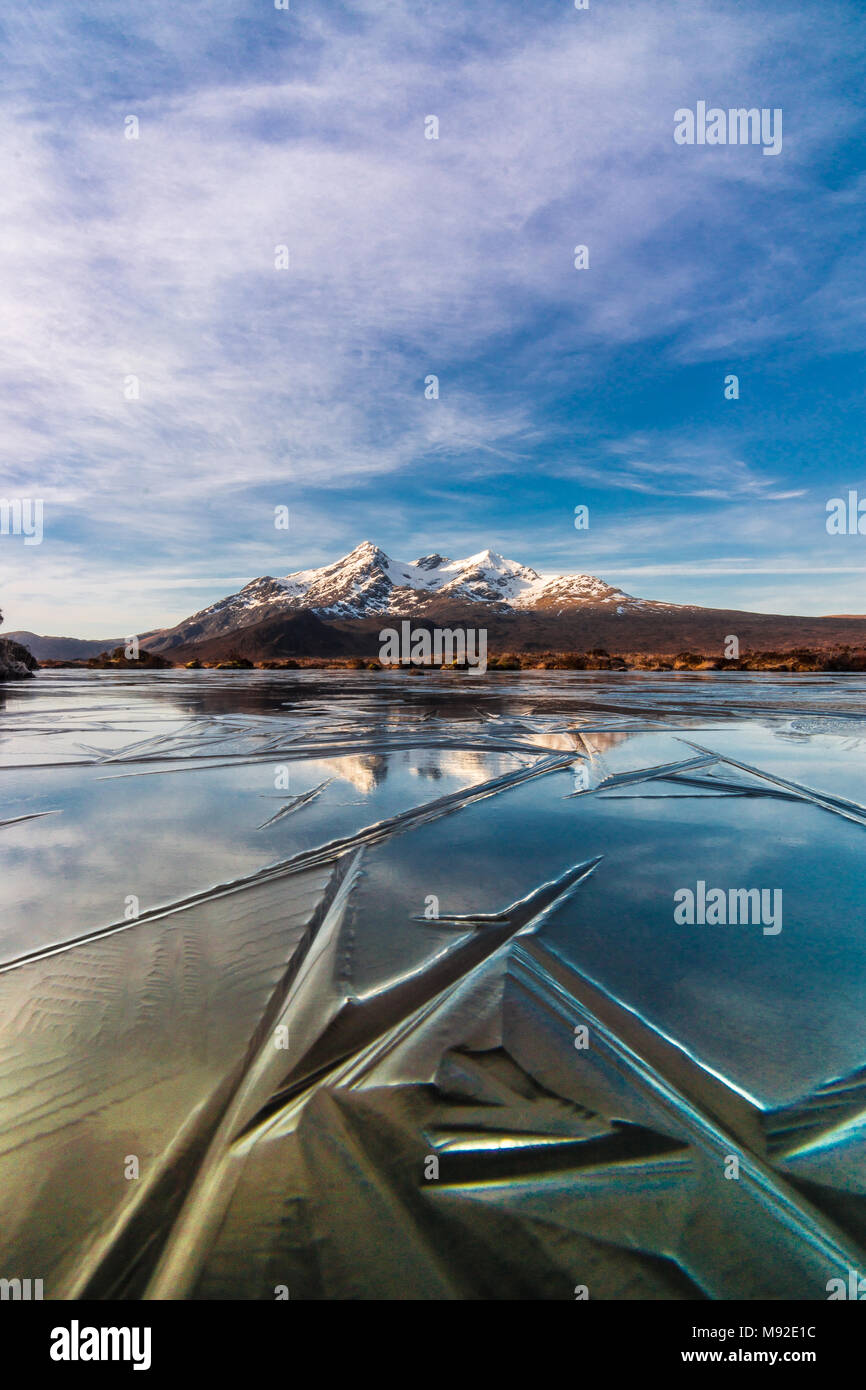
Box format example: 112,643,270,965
1,668,865,1299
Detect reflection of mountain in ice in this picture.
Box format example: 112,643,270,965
1,667,866,1299
323,753,388,792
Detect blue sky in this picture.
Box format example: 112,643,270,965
1,0,865,636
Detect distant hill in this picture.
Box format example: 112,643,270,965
5,632,122,661
164,610,358,664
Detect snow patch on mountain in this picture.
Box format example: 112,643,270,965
147,541,670,649
268,541,640,618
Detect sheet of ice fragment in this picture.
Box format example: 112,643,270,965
1,667,865,1299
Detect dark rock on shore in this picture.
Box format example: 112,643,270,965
0,636,39,679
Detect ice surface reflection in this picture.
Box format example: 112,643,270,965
1,669,865,1299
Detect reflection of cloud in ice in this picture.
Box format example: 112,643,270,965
323,755,388,793
409,749,529,785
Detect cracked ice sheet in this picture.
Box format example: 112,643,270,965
0,857,345,1297
675,725,866,809
3,669,866,1297
0,747,533,965
574,726,866,803
324,765,866,1112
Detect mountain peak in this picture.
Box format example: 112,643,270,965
149,542,651,642
412,553,450,571
346,541,386,562
468,547,503,564
269,542,637,617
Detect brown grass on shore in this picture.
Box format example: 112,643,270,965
36,644,866,673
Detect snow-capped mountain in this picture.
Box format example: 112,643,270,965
26,541,866,663
278,542,554,616
152,541,652,641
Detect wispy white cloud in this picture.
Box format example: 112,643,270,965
0,0,863,630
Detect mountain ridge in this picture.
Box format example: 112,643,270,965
10,542,866,662
143,540,677,654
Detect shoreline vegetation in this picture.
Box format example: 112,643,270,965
31,643,866,674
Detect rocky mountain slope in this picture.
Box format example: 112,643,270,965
143,541,681,654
